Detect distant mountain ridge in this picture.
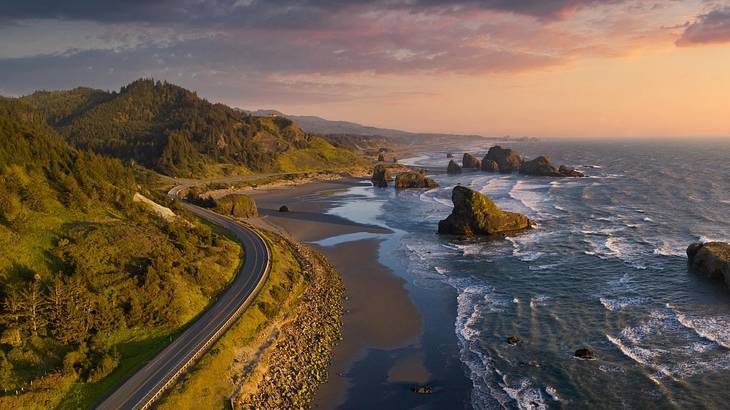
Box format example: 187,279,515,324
247,109,487,143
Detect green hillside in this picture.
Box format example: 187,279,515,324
20,79,365,177
0,99,240,408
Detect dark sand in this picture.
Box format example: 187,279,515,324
247,179,430,408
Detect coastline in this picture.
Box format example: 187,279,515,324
246,179,429,408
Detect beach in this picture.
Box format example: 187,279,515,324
246,178,434,408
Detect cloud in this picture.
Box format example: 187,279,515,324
676,7,730,46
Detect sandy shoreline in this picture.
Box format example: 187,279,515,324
247,178,428,408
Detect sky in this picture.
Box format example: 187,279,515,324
0,0,729,138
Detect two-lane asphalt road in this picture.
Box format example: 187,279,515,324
96,200,271,410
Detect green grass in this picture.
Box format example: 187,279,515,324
155,231,307,410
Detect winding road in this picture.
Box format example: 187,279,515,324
96,193,271,410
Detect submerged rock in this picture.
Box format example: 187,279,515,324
437,186,531,236
687,242,730,288
507,336,521,345
574,348,594,360
371,164,392,187
483,146,522,174
394,172,438,189
558,165,584,177
481,159,500,173
447,160,462,175
462,153,481,169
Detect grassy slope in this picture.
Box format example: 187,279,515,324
155,231,305,409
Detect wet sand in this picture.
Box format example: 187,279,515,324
246,179,429,408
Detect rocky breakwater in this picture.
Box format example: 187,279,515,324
394,172,438,189
687,242,730,288
481,145,523,174
237,239,344,409
520,156,584,177
371,164,393,187
462,153,481,169
438,186,532,236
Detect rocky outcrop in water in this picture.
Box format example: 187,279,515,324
481,159,500,173
446,152,454,158
377,153,385,162
394,172,438,189
462,153,481,169
519,156,561,176
371,164,392,187
687,242,730,288
520,156,585,177
482,146,522,174
447,160,462,175
558,165,584,177
574,348,594,360
438,186,531,236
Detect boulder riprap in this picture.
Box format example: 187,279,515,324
483,145,522,174
687,242,730,287
438,186,532,236
574,348,595,360
394,172,438,189
447,160,462,175
520,156,585,177
462,153,481,169
371,164,392,187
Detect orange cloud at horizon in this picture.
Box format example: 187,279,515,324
274,42,730,139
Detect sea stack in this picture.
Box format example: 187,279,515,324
462,153,481,169
520,156,585,177
687,242,730,288
481,159,500,173
447,160,462,174
394,172,439,189
438,186,532,236
371,164,392,187
482,146,522,174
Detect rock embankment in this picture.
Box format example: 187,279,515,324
438,186,531,236
236,239,344,409
394,172,438,189
687,242,730,288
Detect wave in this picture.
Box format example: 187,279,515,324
652,242,686,257
668,304,730,349
507,180,548,216
500,378,547,410
599,296,648,311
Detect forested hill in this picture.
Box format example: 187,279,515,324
19,79,364,177
0,98,241,407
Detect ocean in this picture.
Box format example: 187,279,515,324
320,139,730,409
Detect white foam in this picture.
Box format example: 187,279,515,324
669,304,730,349
434,266,448,275
545,386,560,402
653,242,685,257
501,378,547,410
599,297,648,311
